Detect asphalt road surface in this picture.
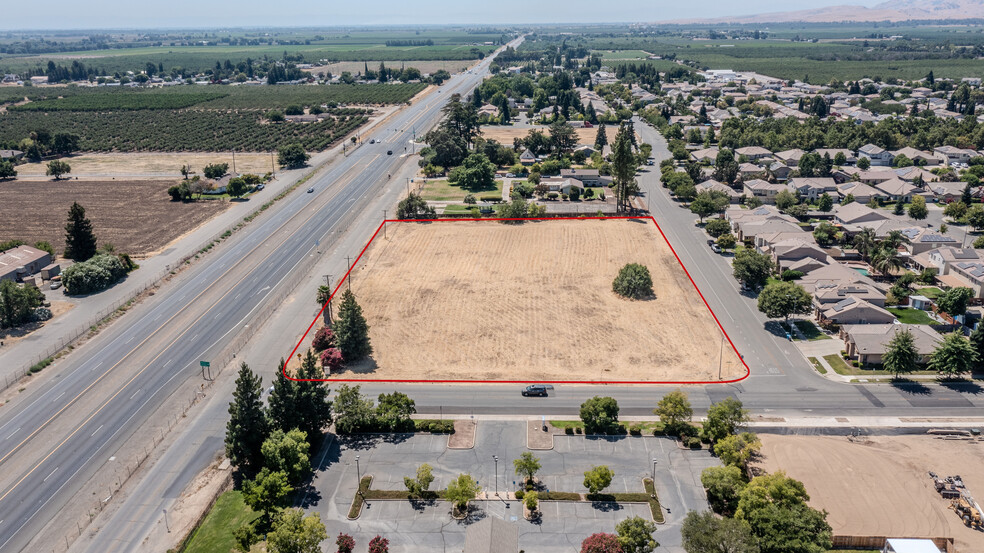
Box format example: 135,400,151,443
0,41,519,553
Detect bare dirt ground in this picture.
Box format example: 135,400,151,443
13,152,275,179
330,219,742,382
756,434,984,552
480,126,622,147
0,179,230,256
309,60,475,77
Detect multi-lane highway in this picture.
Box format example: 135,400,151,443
0,42,516,552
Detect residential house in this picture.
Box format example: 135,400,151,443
774,149,806,166
477,103,500,118
743,179,791,203
739,162,766,180
697,179,742,203
0,149,23,161
836,181,882,204
735,146,772,161
899,227,959,256
690,147,719,164
832,202,889,226
814,148,856,165
841,324,942,365
910,247,984,275
540,177,584,195
799,262,877,294
519,149,536,166
858,144,894,166
820,297,895,325
813,280,886,316
927,181,966,203
855,170,899,185
873,178,918,202
788,177,837,201
934,145,977,166
768,162,793,181
892,147,940,166
947,261,984,298
769,239,829,270
559,168,602,187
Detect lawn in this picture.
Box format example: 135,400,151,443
418,179,502,202
808,357,827,375
183,490,259,553
441,204,479,215
793,320,831,340
887,307,939,325
822,354,856,376
917,287,944,300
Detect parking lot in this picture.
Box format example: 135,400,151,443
306,421,718,552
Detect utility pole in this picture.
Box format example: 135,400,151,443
271,152,275,177
718,333,725,380
406,177,411,197
232,149,236,174
323,275,333,324
383,210,387,238
346,256,352,291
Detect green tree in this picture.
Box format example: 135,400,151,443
278,143,310,169
242,468,293,522
717,233,737,250
857,156,871,170
736,472,832,553
46,160,71,180
267,508,327,553
732,248,774,290
968,205,984,231
293,350,333,440
580,396,620,434
0,279,43,329
594,124,608,151
700,465,747,516
773,189,798,212
893,196,905,215
702,397,749,443
225,362,269,478
445,473,480,513
969,324,984,373
261,428,311,486
396,192,436,219
612,263,653,299
654,390,692,433
550,119,578,156
203,162,229,179
930,332,978,379
611,123,638,213
334,289,372,362
404,463,435,497
51,132,80,155
375,391,416,431
713,432,761,470
936,286,973,317
816,192,833,212
447,153,496,191
268,360,301,435
944,201,968,221
513,452,542,485
713,149,739,185
583,465,615,495
853,228,877,262
332,384,376,434
615,516,658,553
227,177,248,198
882,328,920,379
757,280,811,325
705,218,731,238
812,222,837,247
0,161,17,180
690,193,718,222
908,195,928,220
266,110,285,122
681,511,759,553
64,201,97,261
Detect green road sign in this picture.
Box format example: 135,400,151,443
200,361,210,368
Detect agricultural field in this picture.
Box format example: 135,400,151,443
312,59,474,77
755,434,984,553
11,152,274,178
329,219,744,382
0,179,229,256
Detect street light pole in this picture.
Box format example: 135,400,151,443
718,333,725,380
356,455,361,483
163,509,170,533
493,455,499,498
652,458,657,485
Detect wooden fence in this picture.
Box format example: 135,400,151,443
833,535,954,553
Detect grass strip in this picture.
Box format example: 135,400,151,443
347,475,372,519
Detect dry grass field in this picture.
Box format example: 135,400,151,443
332,219,743,382
756,434,984,553
0,179,230,256
480,126,622,148
12,153,275,179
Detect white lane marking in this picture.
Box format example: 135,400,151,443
130,389,141,400
90,425,103,437
52,392,65,402
125,335,134,344
43,468,58,482
163,359,173,368
6,428,20,440
214,312,222,320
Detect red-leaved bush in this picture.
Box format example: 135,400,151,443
336,533,355,553
312,327,337,352
321,347,344,373
581,533,623,553
368,535,389,553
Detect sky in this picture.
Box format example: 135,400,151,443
3,0,884,30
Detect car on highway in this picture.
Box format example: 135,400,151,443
307,187,314,193
369,139,376,144
521,384,549,397
387,150,393,155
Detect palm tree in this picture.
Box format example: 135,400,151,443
871,246,904,276
853,228,877,262
883,230,909,251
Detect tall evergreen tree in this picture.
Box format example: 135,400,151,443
293,350,333,441
970,324,984,374
962,183,973,206
64,202,97,261
611,123,638,213
268,359,302,435
594,123,608,151
335,290,372,362
225,362,269,478
882,329,919,379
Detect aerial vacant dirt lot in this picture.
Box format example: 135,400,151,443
756,434,984,553
333,219,743,382
0,179,230,256
13,153,274,179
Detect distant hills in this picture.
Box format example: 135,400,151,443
669,0,984,24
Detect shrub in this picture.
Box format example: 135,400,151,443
575,426,583,434
320,348,344,374
61,253,131,295
686,437,702,449
515,489,525,500
629,424,642,436
312,327,337,352
547,192,560,199
612,263,654,300
463,194,477,204
565,427,574,435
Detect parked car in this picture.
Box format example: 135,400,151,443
50,281,62,290
307,187,314,193
711,244,722,253
521,385,549,397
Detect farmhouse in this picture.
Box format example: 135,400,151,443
0,245,52,282
559,168,602,186
0,149,23,161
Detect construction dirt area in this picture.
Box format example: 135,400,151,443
755,434,984,553
11,153,275,179
0,179,229,256
320,219,744,382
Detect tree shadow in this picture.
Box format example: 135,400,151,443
455,504,487,526
296,485,322,508
589,500,624,512
338,432,412,451
939,378,984,395
409,498,437,512
764,320,792,339
890,379,932,396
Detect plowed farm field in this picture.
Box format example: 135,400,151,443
336,219,744,382
0,179,229,257
756,434,984,553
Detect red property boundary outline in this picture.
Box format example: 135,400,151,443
285,216,751,385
